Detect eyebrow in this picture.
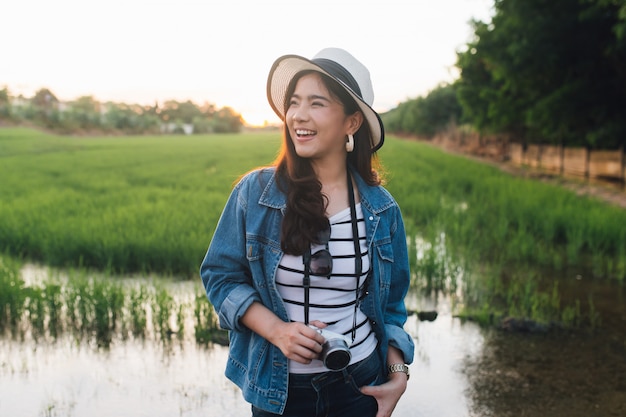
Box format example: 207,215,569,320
291,93,332,103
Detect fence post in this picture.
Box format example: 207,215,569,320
585,146,591,181
620,144,626,190
559,142,565,177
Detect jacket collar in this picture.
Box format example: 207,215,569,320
257,166,394,215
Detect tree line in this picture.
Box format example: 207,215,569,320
0,87,243,135
383,0,626,150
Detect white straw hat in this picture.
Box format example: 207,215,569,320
267,47,385,151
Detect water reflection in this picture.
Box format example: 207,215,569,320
0,338,249,417
2,263,625,416
0,305,489,416
464,327,626,417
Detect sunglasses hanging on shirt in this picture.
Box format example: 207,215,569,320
309,227,332,278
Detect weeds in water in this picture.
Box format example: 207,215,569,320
0,257,26,333
410,231,463,295
561,300,582,328
0,257,225,346
127,285,149,337
588,294,601,329
152,286,175,338
194,291,227,345
39,397,76,417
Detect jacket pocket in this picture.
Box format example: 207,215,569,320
373,242,394,312
245,239,267,288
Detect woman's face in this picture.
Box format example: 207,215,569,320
285,73,359,160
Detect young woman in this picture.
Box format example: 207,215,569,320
200,48,414,417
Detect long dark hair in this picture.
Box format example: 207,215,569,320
274,70,382,255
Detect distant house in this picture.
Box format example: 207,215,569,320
161,122,194,135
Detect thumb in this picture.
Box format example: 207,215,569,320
359,384,378,396
309,320,327,329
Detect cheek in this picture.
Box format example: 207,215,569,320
284,116,295,133
285,108,295,123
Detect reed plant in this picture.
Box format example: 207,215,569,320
0,255,225,345
127,284,149,337
193,290,226,345
0,256,26,333
151,285,175,338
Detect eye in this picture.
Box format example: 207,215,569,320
312,101,324,107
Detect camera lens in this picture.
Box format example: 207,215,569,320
321,339,351,371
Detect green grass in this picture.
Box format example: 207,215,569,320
1,127,625,334
380,139,626,282
0,127,279,276
379,139,626,326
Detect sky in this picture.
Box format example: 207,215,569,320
1,0,494,126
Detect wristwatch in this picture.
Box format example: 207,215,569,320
388,363,410,380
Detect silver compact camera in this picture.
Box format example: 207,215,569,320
311,327,352,371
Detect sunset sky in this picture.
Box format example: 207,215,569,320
1,0,494,126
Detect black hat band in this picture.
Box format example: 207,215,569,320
311,58,362,98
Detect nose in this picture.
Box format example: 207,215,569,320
291,106,308,122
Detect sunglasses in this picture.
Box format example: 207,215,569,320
309,228,333,278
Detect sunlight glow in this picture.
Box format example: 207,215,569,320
1,0,493,127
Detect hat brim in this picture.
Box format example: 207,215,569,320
267,54,384,152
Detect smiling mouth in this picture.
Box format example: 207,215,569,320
295,129,317,138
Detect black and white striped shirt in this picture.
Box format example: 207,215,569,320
276,203,378,373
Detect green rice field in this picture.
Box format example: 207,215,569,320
1,127,625,342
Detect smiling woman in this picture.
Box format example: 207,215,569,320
200,47,414,417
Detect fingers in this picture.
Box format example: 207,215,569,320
308,320,327,329
359,385,378,397
359,381,401,417
275,322,324,364
302,323,326,346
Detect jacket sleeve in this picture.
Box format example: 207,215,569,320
384,205,415,364
200,173,261,332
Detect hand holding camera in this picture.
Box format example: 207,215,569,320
309,325,352,371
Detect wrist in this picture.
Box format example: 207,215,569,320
387,363,410,381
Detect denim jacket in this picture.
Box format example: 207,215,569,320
200,166,415,414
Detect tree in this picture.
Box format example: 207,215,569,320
30,88,61,128
0,87,11,120
160,100,203,124
64,96,102,131
382,84,462,138
455,0,626,149
211,107,243,133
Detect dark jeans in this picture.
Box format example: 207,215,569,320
252,351,381,417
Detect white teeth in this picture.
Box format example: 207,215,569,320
296,129,315,136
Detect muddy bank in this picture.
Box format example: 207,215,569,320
465,328,626,417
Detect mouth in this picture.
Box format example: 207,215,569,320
295,129,317,138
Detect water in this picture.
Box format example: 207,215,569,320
0,338,248,417
1,269,624,416
1,307,488,417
